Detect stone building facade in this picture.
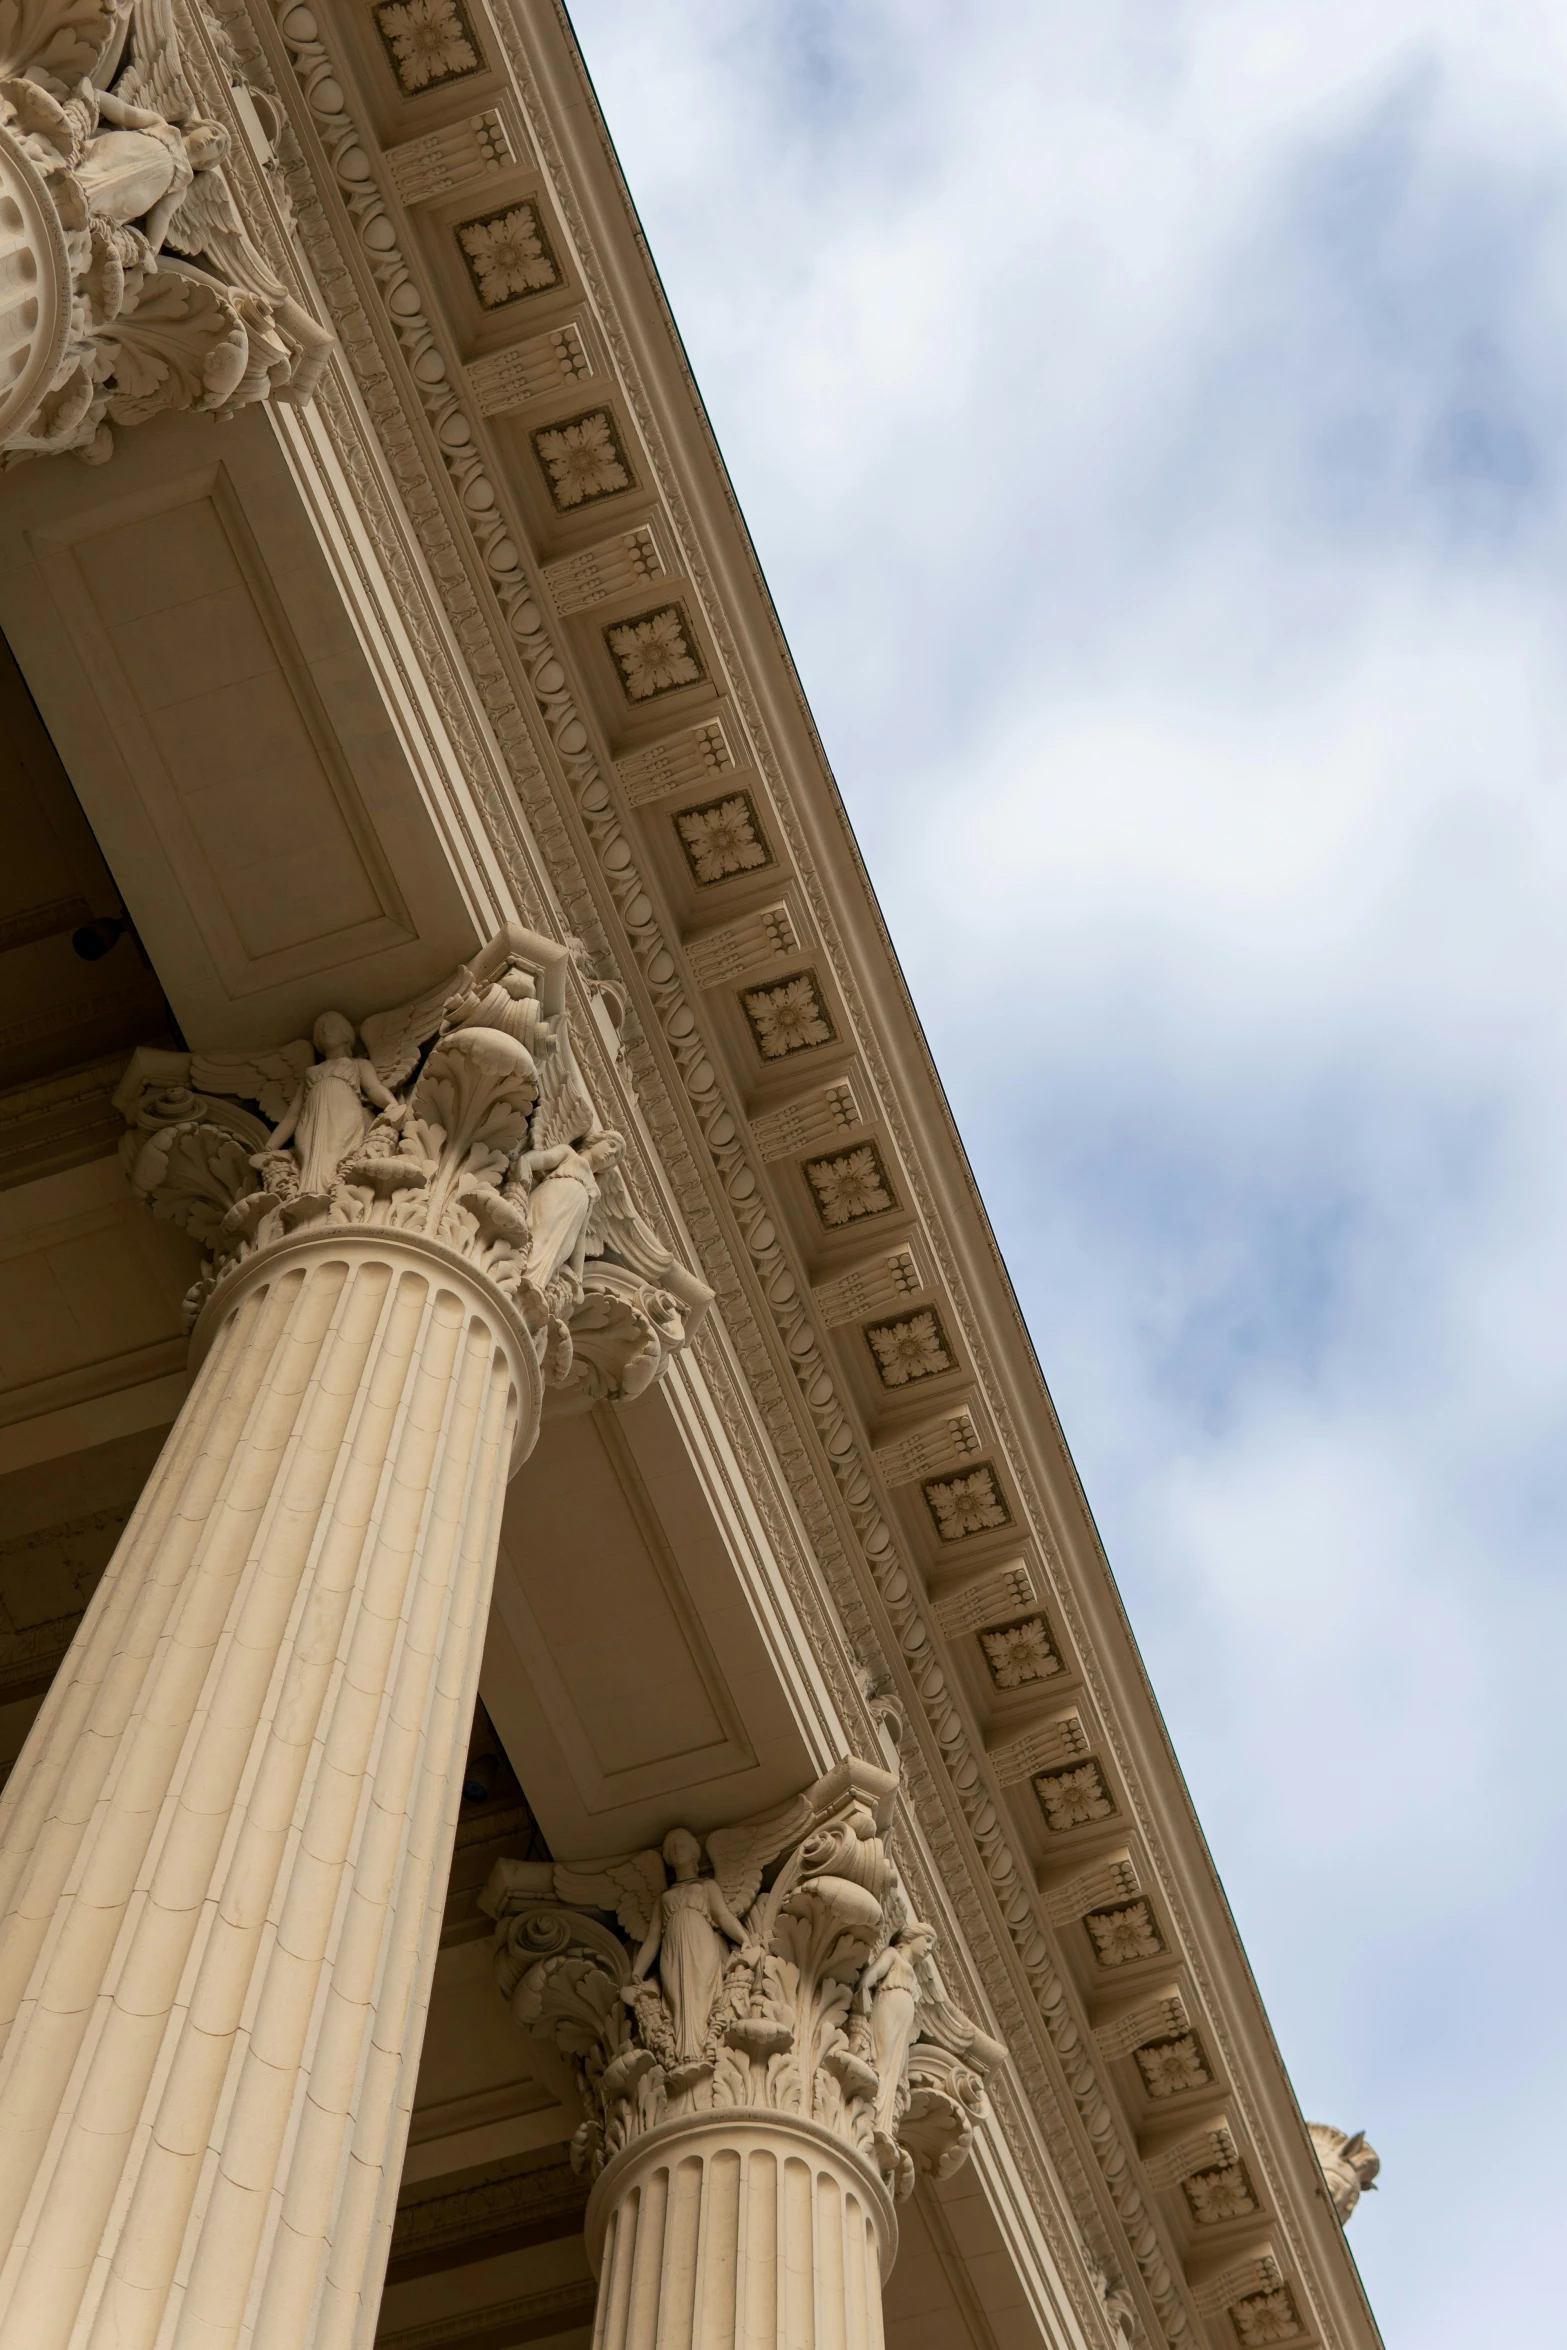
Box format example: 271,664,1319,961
0,2,1383,2345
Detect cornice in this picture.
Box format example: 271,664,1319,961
204,3,1382,2345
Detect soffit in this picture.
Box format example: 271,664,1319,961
0,629,175,1180
0,405,494,1052
0,1155,196,1449
481,1377,822,1858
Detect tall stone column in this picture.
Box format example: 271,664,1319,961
482,1761,1007,2350
0,926,706,2350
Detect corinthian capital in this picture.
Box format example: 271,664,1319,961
0,0,331,463
480,1759,1007,2201
113,923,711,1396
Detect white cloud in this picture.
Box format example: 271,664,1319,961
568,3,1567,2338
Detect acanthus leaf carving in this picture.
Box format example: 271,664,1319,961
480,1758,1006,2203
113,923,711,1395
0,0,118,81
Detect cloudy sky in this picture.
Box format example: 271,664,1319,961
565,4,1567,2340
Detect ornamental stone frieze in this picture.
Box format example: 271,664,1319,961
113,922,711,1401
481,1760,1008,2339
0,0,329,462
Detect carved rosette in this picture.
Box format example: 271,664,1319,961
479,1761,1006,2208
0,0,329,462
114,923,711,1401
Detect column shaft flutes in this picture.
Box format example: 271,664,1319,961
0,1234,535,2350
587,2117,891,2350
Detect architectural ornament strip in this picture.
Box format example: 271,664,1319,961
183,2,1346,2337
249,12,1196,2335
470,39,1246,2342
505,90,1356,2350
388,2156,586,2267
475,34,1348,2342
378,2277,597,2350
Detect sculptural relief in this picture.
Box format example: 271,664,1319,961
859,1919,936,2149
75,83,222,243
441,959,558,1060
113,924,711,1402
480,1760,1006,2202
265,1011,401,1197
511,1129,625,1298
628,1828,753,2076
1308,2123,1380,2224
1088,2262,1138,2347
0,0,330,460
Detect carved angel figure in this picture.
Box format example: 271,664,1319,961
74,80,226,242
628,1829,751,2067
267,1011,399,1193
512,1130,625,1296
484,1791,827,2069
479,1761,1005,2196
858,1920,936,2140
108,0,328,369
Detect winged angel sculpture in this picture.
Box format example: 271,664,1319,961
480,1762,1007,2197
0,0,330,459
114,927,711,1400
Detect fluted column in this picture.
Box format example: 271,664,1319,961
586,2115,893,2350
0,1228,539,2350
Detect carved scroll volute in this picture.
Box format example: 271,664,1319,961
493,1903,630,2164
480,1760,1007,2203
